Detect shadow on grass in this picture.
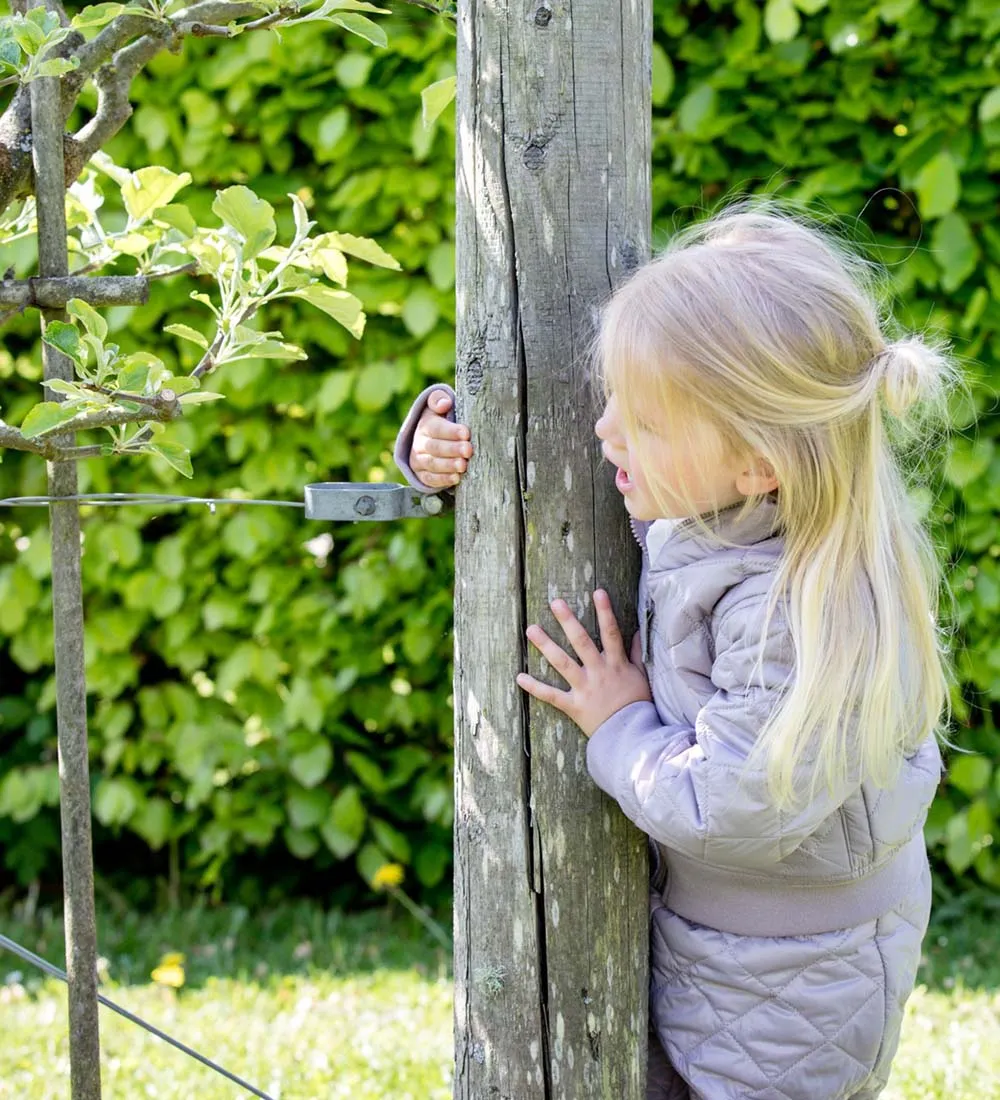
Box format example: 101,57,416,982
0,898,452,993
3,889,999,998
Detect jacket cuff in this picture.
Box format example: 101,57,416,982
586,700,664,798
393,382,458,494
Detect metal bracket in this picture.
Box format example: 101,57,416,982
304,482,448,521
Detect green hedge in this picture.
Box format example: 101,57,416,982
0,0,998,903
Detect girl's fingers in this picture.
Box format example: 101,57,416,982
525,624,583,687
550,599,600,663
419,410,471,443
413,453,467,475
413,471,461,489
516,672,574,715
421,436,473,460
427,390,453,413
594,589,625,657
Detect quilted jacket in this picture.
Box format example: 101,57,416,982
395,384,941,1100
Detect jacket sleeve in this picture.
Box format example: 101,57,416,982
586,589,856,871
392,382,457,493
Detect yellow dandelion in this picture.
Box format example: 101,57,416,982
372,863,404,891
151,952,186,989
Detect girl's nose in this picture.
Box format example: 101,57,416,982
595,400,618,443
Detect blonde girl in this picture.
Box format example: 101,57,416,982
397,205,951,1100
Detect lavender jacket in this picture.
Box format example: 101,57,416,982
395,382,941,938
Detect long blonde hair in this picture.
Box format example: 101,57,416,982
599,203,955,805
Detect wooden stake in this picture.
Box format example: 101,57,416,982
452,2,652,1096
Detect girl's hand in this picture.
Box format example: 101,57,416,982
516,589,652,737
409,390,474,490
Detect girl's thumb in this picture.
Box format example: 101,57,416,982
630,631,642,665
430,390,451,411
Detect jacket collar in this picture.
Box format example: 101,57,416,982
645,497,781,573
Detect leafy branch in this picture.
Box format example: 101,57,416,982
0,0,390,213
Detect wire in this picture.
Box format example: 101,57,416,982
0,493,304,511
0,932,277,1100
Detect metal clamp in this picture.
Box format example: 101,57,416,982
304,482,447,521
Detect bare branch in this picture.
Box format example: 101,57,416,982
0,423,60,458
0,274,148,308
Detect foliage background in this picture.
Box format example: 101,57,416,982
0,0,997,907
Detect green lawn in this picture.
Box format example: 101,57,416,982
0,900,998,1099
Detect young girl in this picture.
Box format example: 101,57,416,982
395,206,950,1100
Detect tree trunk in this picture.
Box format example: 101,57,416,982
30,74,103,1100
452,2,652,1097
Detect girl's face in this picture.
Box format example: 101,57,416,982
595,393,754,521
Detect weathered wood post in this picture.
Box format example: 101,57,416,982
30,71,103,1100
453,2,652,1097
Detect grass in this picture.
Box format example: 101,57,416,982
0,898,998,1098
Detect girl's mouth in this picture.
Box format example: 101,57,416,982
615,467,634,493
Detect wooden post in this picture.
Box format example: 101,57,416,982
453,2,652,1098
30,74,103,1100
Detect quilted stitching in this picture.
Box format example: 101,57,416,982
649,881,929,1100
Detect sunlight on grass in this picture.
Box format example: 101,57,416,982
3,976,1000,1099
1,904,998,1098
0,971,453,1099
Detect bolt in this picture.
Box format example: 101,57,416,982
355,495,376,517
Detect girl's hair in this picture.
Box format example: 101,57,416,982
598,202,956,805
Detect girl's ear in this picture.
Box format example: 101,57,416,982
736,458,779,498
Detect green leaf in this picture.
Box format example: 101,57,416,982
677,84,718,137
164,323,209,349
20,401,79,438
35,57,79,78
401,286,439,338
178,391,225,405
979,87,1000,125
289,741,333,788
354,361,404,412
651,44,674,108
153,203,198,237
333,13,387,48
286,786,332,830
793,0,827,10
914,151,960,220
316,369,356,413
421,76,456,130
94,778,139,827
131,797,172,849
764,0,800,43
285,827,320,860
42,320,85,367
945,437,992,488
122,166,193,224
949,755,993,799
370,817,411,863
414,842,450,887
345,750,388,793
147,442,194,478
66,298,108,341
292,285,365,338
321,785,366,858
317,231,400,270
71,3,126,29
212,185,276,260
930,212,979,293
